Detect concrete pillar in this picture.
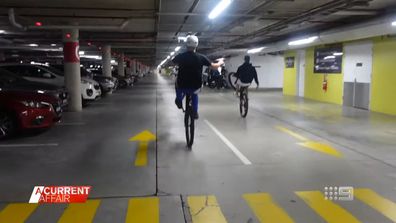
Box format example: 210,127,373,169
102,45,111,77
131,59,136,75
117,53,125,77
63,28,82,112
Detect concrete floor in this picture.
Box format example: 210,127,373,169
1,73,396,223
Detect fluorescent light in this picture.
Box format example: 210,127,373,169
30,61,35,64
247,47,266,54
29,44,38,47
79,51,85,55
167,56,170,59
208,0,232,19
51,44,57,46
0,30,5,34
81,55,102,60
333,52,343,56
175,46,181,51
170,52,175,56
392,21,396,26
288,36,318,46
324,55,335,60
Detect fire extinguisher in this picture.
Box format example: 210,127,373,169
322,74,328,92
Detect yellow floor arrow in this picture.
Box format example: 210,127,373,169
129,130,156,166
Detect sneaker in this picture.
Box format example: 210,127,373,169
193,112,199,120
175,99,183,109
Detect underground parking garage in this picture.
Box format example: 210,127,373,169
1,0,396,222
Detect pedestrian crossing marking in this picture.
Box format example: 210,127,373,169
296,191,361,223
243,193,294,223
57,199,100,223
125,197,159,223
1,189,395,223
187,195,227,223
354,188,396,222
0,203,38,223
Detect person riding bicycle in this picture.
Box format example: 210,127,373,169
234,55,259,94
172,35,224,119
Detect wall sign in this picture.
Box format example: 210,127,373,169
314,46,343,73
285,57,295,68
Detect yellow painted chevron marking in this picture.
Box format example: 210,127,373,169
296,191,361,223
297,141,343,158
243,193,294,223
57,200,100,223
276,126,308,141
354,188,396,222
0,203,38,223
125,197,159,223
187,195,227,223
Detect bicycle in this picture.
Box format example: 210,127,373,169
183,94,195,148
239,86,249,118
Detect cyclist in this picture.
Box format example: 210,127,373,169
234,55,259,94
172,35,224,119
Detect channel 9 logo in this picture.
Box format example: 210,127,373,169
324,186,354,201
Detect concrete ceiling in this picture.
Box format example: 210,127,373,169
0,0,395,66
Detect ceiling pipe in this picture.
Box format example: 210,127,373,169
8,8,132,31
8,8,26,31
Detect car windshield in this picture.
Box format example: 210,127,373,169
0,68,26,83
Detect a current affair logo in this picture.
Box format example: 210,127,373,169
29,186,91,203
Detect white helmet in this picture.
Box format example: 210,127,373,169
186,35,199,48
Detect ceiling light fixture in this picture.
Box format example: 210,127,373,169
288,36,318,46
324,55,335,60
247,47,266,54
175,46,181,52
333,52,343,56
392,21,396,26
29,44,38,47
50,44,57,47
208,0,232,19
0,30,5,34
170,52,175,56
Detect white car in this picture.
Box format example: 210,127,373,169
81,77,101,101
0,64,101,102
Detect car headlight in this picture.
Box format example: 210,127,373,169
20,101,49,108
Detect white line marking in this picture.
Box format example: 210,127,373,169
204,119,252,165
0,143,59,148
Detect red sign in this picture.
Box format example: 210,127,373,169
29,186,91,203
64,42,80,63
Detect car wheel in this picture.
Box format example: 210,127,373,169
0,111,16,139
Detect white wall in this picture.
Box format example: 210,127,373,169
343,40,373,83
225,54,284,88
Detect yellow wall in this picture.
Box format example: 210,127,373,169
304,47,344,105
283,51,297,96
371,37,396,115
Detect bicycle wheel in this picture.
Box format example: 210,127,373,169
239,89,249,118
228,72,238,90
184,97,195,148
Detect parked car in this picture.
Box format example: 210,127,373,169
113,75,133,88
0,90,62,139
0,64,101,103
0,68,68,109
53,65,117,94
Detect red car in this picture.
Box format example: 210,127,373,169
0,90,62,138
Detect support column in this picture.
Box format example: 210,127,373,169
102,45,111,77
117,53,125,77
63,28,82,112
131,59,136,75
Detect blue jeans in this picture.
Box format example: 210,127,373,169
175,88,199,113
